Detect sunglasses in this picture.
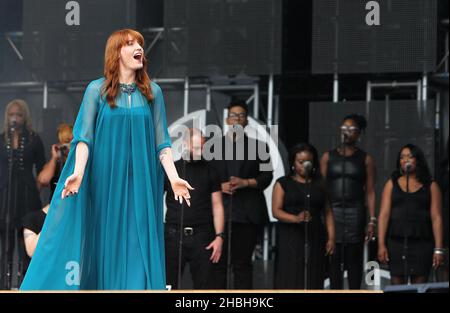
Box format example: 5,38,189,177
228,112,247,119
340,125,360,133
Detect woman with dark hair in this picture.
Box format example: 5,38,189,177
320,114,376,289
273,143,335,289
20,29,193,290
378,144,444,285
0,99,45,289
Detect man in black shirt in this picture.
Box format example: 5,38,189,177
211,100,273,289
164,128,225,289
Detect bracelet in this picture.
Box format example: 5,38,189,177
434,248,446,255
368,222,376,227
370,217,377,222
216,232,226,240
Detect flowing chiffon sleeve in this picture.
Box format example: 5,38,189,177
72,81,100,149
20,79,102,290
151,82,172,154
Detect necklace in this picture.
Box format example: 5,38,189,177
119,83,136,95
5,130,27,171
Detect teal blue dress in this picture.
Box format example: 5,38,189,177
20,78,171,290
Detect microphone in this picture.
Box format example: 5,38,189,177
181,147,190,162
9,119,17,132
303,161,313,177
341,130,350,144
405,162,412,173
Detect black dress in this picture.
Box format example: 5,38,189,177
387,177,434,277
0,130,45,288
274,176,328,289
0,131,45,228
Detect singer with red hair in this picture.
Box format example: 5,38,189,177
378,144,444,285
20,29,192,290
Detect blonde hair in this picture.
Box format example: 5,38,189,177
3,99,33,140
57,123,73,144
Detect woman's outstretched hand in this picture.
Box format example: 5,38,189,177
171,178,194,206
62,173,83,199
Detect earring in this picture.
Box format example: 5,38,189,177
291,166,295,171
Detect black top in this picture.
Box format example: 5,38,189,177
326,148,367,243
388,177,433,240
22,209,47,234
211,134,273,225
327,148,367,206
0,131,46,228
165,159,221,226
277,176,326,218
49,161,63,200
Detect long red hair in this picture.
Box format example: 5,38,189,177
102,29,153,107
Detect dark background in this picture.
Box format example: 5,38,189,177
0,0,448,177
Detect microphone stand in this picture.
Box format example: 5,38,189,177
225,133,236,290
3,123,16,289
177,151,188,289
226,189,233,289
304,171,311,290
340,134,347,289
403,166,410,284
